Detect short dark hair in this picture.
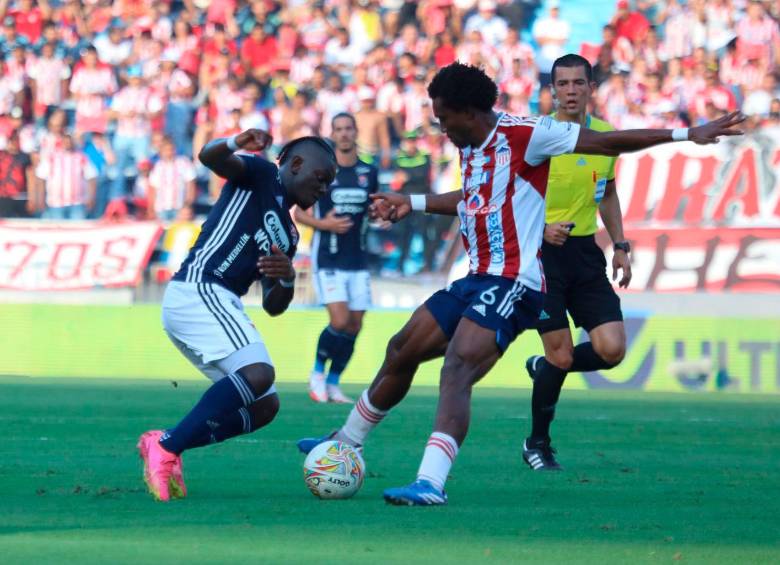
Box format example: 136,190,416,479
277,136,336,165
551,54,593,84
331,112,356,128
427,62,498,113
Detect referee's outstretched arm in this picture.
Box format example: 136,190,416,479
573,111,745,156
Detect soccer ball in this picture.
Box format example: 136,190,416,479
303,440,365,499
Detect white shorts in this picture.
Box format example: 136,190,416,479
162,281,276,396
313,269,372,311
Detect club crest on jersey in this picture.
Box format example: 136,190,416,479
263,211,290,252
495,146,510,166
358,174,369,187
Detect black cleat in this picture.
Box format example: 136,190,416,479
525,355,543,381
523,439,563,471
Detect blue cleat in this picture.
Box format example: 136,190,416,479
383,479,448,506
296,432,335,454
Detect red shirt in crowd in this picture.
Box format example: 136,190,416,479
0,150,31,198
613,11,650,44
9,7,44,42
240,35,278,68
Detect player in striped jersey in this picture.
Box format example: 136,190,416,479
137,129,336,501
298,63,744,505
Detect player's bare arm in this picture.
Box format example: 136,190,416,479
258,245,295,316
599,179,632,288
574,111,746,156
293,206,354,234
198,128,273,182
369,190,461,223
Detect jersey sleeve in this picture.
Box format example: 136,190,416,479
235,154,278,189
524,116,581,166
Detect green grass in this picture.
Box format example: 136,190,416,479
1,377,779,564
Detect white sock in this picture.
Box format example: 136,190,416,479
416,432,459,491
334,389,387,445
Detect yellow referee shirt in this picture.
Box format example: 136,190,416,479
545,115,617,236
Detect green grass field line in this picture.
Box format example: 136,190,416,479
2,303,779,392
1,377,779,563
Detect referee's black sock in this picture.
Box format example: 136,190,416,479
529,360,568,443
569,342,618,373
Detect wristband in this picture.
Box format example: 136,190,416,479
226,135,240,152
671,128,689,142
278,277,295,288
410,194,427,213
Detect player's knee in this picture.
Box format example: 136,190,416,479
440,353,478,394
238,362,275,397
595,341,625,367
347,319,363,335
547,348,574,371
248,393,280,429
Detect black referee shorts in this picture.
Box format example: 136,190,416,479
536,235,623,335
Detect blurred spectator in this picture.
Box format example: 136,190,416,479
70,45,117,136
736,0,780,66
532,0,570,87
35,134,97,220
28,42,71,125
0,130,33,217
743,74,779,119
611,0,649,44
94,23,132,66
82,130,115,218
393,130,432,274
465,0,508,48
147,136,196,222
109,66,162,202
355,87,391,168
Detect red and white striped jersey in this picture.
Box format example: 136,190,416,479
28,57,71,106
35,149,98,208
149,157,197,213
111,86,164,138
457,113,580,290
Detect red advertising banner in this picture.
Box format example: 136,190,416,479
0,221,163,291
608,133,780,292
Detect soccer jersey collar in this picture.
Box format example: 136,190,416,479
474,111,504,152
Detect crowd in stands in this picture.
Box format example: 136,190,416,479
0,0,778,272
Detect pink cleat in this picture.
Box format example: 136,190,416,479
137,430,185,501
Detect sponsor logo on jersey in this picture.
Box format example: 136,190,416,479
465,192,497,216
331,188,369,215
495,146,510,166
486,211,505,264
254,227,271,254
264,211,290,252
465,171,490,192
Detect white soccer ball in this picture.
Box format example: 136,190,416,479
303,440,365,499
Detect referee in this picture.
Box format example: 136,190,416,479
523,54,632,471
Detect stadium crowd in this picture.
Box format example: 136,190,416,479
0,0,778,271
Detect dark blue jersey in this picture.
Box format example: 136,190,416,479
312,160,378,271
173,155,299,297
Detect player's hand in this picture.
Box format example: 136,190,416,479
544,222,574,246
689,111,746,145
322,209,353,234
257,245,295,281
369,192,411,223
235,128,273,152
612,249,632,288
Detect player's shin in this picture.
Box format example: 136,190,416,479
416,432,459,491
529,360,568,442
569,342,620,372
334,389,387,445
326,331,357,385
184,393,279,449
159,371,259,455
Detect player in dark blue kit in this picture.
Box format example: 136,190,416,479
294,113,379,404
137,128,337,501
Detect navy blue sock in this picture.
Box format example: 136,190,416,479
160,372,256,455
326,332,357,385
185,407,253,449
530,360,568,443
569,342,618,372
314,326,341,374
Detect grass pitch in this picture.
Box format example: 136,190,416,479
1,377,778,564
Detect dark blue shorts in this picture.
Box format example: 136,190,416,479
425,274,544,354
